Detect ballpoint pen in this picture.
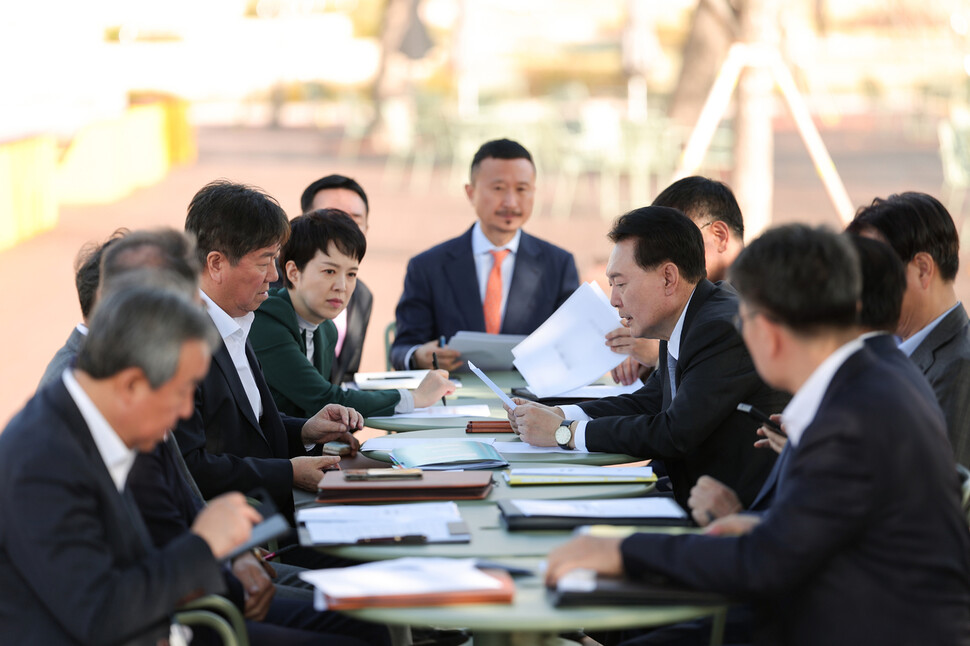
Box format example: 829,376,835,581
432,351,448,406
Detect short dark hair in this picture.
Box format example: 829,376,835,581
78,285,219,388
608,206,707,283
730,224,860,334
652,176,744,240
281,209,367,289
74,229,128,320
185,180,290,267
470,139,534,182
101,228,200,292
847,192,959,281
848,234,906,332
299,174,369,215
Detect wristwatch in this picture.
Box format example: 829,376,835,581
555,420,574,450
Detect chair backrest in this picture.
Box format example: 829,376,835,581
176,594,249,646
384,321,397,371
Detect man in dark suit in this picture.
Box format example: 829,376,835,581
0,285,262,645
688,233,946,525
510,207,787,508
848,192,970,466
176,180,361,520
391,138,580,370
546,225,970,645
300,174,374,384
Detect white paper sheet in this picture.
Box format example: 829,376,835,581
298,503,469,547
550,381,643,399
362,437,495,452
467,361,517,410
492,441,578,454
510,498,686,519
368,404,491,420
512,282,626,398
448,331,527,371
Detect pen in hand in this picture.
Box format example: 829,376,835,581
432,352,448,407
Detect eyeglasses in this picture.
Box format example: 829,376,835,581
697,221,714,231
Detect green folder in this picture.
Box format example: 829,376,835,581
390,441,509,470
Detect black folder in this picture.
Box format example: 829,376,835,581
496,499,692,531
550,575,728,607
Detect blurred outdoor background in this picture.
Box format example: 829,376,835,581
3,0,970,424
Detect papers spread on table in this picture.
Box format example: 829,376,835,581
355,370,463,391
368,404,491,420
492,441,580,454
512,282,625,398
297,501,470,545
447,331,527,371
503,466,656,486
468,361,517,410
299,557,515,610
363,437,495,452
498,497,690,530
390,440,509,470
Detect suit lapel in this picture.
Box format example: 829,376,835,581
444,228,486,332
503,232,542,333
245,342,280,450
910,304,970,372
210,341,265,442
662,280,715,404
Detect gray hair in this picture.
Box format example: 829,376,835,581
101,228,201,294
78,285,218,388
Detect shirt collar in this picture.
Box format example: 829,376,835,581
76,323,89,336
781,338,865,447
296,314,318,333
61,369,137,492
667,288,696,361
200,289,254,342
898,302,961,357
471,221,521,256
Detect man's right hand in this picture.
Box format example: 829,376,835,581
754,414,787,454
688,475,742,526
413,340,463,370
191,492,262,560
505,397,563,434
412,369,457,408
291,455,341,491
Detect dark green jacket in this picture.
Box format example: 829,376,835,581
250,288,399,417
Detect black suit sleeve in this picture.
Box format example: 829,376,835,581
583,317,761,459
174,386,295,511
1,445,225,645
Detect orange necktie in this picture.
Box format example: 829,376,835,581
484,249,511,334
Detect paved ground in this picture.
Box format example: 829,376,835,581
1,116,963,425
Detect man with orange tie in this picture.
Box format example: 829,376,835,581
391,139,580,370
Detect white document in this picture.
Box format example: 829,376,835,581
355,370,428,390
448,331,527,371
508,467,654,478
512,282,626,398
467,361,517,410
492,441,578,454
511,498,687,520
551,381,643,399
368,404,491,420
298,502,469,545
300,558,502,610
362,437,495,452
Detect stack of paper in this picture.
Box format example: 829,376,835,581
503,466,655,486
368,404,491,420
448,331,527,371
511,282,626,398
498,497,689,530
299,558,515,610
355,370,463,391
297,501,470,545
391,440,509,470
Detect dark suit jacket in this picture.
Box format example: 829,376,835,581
620,347,970,645
331,279,372,385
910,303,970,466
38,326,85,389
578,280,789,508
251,288,399,418
0,380,225,645
390,226,579,369
174,339,310,518
748,332,945,512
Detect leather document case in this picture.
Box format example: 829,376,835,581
322,568,515,610
316,470,494,503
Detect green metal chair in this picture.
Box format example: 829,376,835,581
384,321,396,371
175,594,249,646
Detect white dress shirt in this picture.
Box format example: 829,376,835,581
200,290,262,421
564,289,696,452
62,369,136,492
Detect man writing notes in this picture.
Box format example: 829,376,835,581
251,209,454,417
299,174,373,384
391,138,580,370
509,207,788,509
545,225,970,645
0,285,262,645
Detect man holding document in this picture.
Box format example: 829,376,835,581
508,207,789,509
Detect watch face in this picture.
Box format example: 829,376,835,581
555,425,571,446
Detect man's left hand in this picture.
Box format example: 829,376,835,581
232,551,275,621
508,401,566,446
545,535,624,587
